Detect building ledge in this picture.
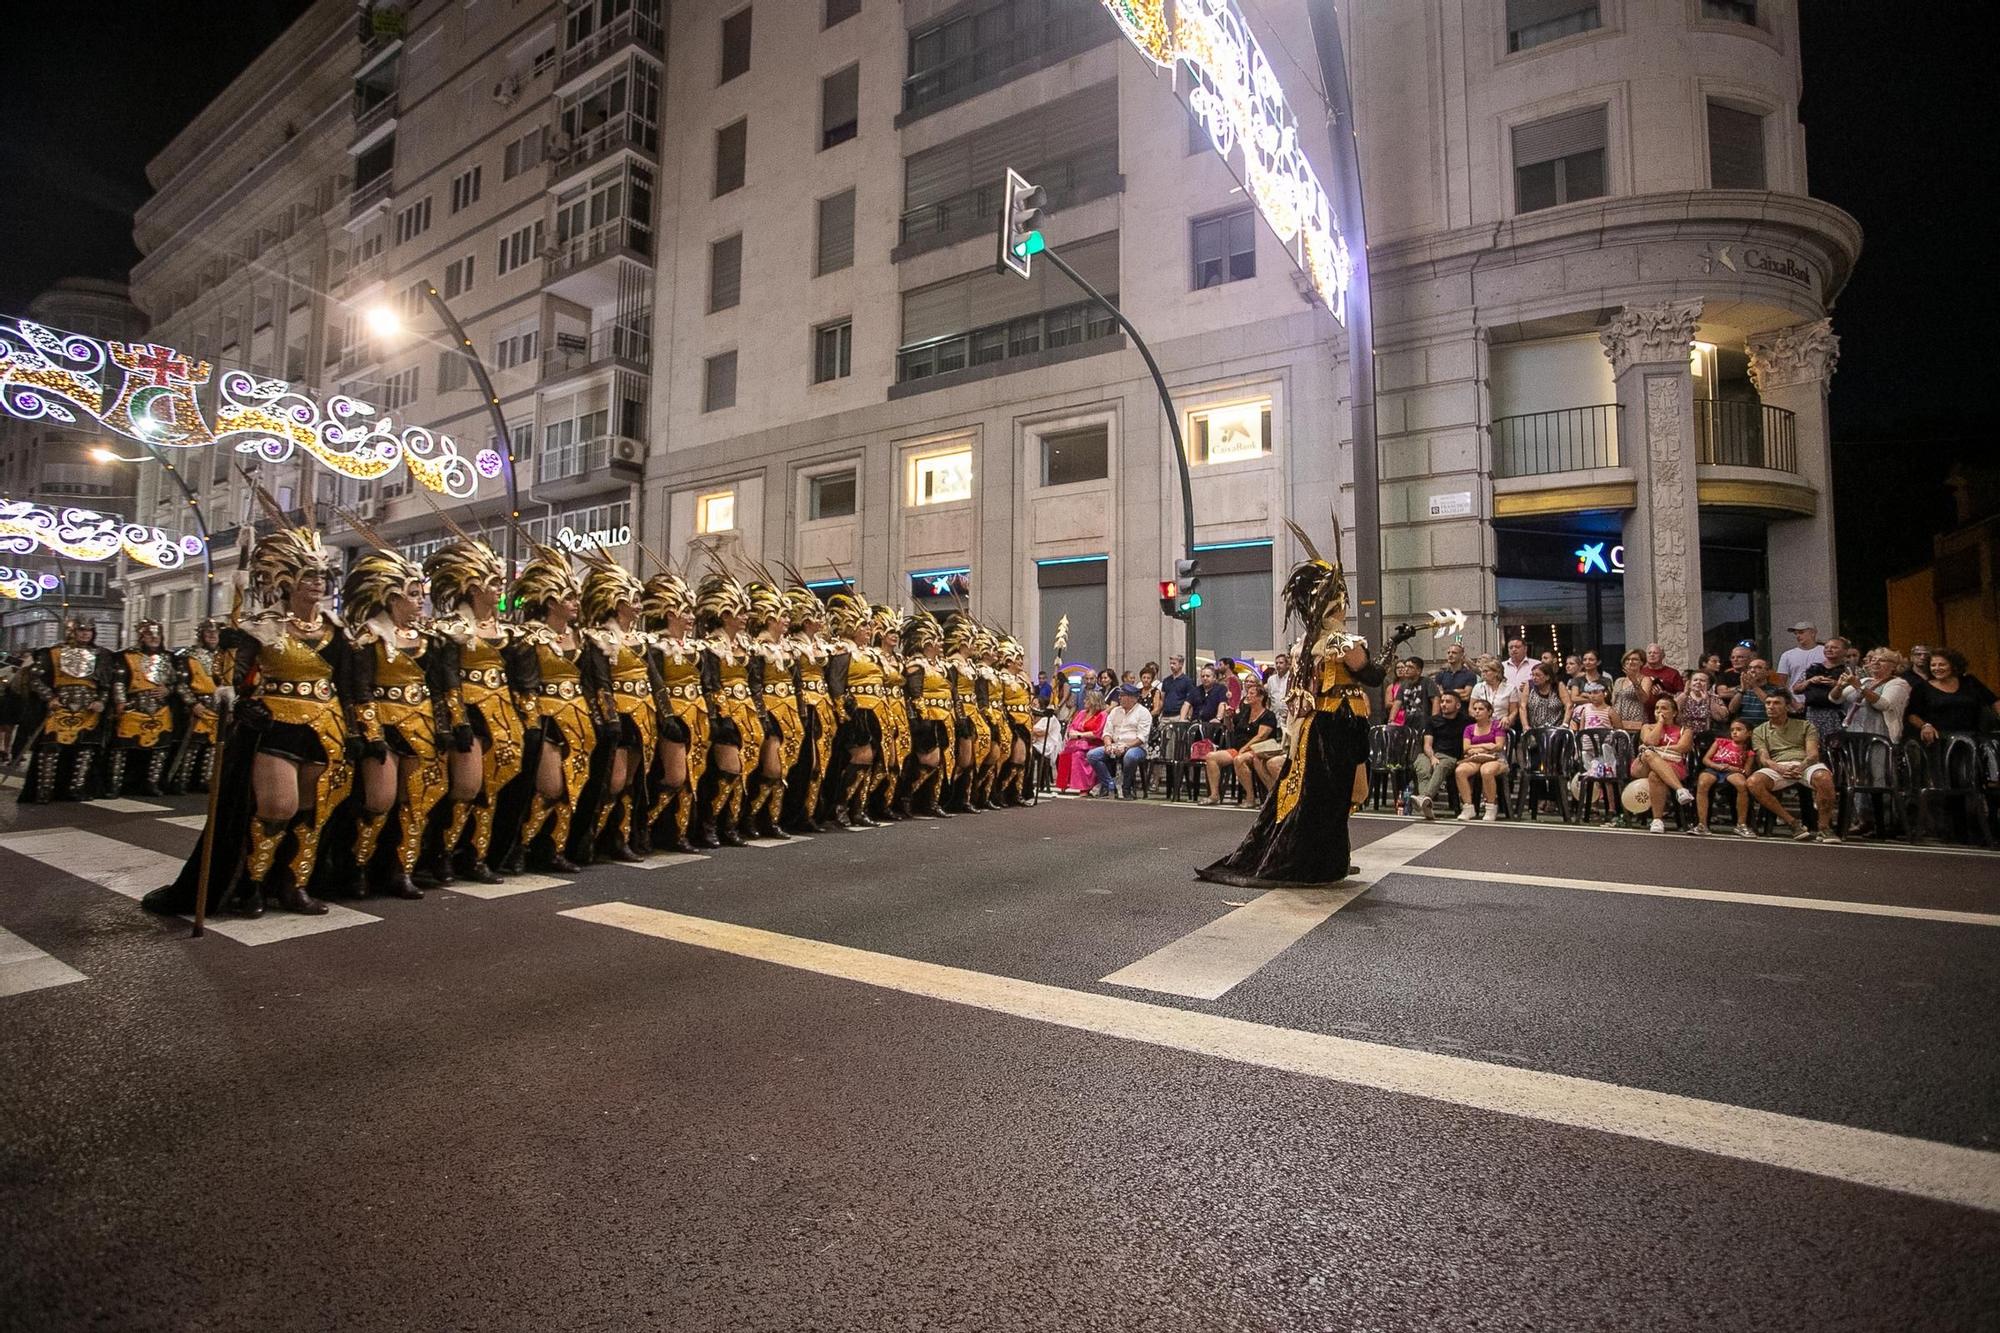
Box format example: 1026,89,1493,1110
1696,471,1817,516
1493,477,1636,518
886,332,1126,401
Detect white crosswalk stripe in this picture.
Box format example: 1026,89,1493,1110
82,798,171,814
0,924,86,998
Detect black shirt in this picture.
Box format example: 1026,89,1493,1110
1910,678,1997,734
1798,661,1846,710
1714,669,1742,690
1389,679,1436,728
1238,708,1278,746
1425,712,1467,760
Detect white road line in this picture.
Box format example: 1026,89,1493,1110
561,902,2000,1214
630,851,710,870
1101,824,1462,1000
1390,864,2000,927
0,924,86,998
743,835,815,849
157,814,210,830
444,872,571,900
83,798,171,814
3,828,379,944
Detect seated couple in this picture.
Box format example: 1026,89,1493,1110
1056,684,1153,799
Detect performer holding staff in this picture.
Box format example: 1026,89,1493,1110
941,613,990,813
16,616,114,804
743,580,801,840
171,619,225,793
898,610,953,819
822,590,883,828
782,583,837,832
868,605,911,822
107,619,179,797
578,555,653,863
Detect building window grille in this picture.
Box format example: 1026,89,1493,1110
1707,100,1767,189
1513,105,1608,212
714,119,748,196
817,189,856,275
709,234,743,312
704,351,738,411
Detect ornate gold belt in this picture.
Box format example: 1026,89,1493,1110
612,679,649,696
664,682,701,700
802,679,828,694
764,682,795,697
849,684,885,697
372,683,429,703
269,678,335,700
464,667,506,687
718,683,752,700
540,680,582,699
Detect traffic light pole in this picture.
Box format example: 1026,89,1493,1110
1039,244,1199,671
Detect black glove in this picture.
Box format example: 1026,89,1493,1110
451,723,476,753
349,736,389,764
235,697,273,731
595,719,621,745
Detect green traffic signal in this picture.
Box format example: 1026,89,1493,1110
1011,230,1046,259
1184,592,1202,610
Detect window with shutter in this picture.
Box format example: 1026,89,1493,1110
822,65,860,150
704,351,738,411
816,190,856,275
715,119,747,196
720,7,752,83
1707,101,1766,190
813,320,852,383
1190,208,1255,288
824,0,859,27
709,234,743,312
1504,0,1600,52
1512,106,1608,212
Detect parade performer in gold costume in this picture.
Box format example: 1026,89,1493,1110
869,605,912,822
897,609,953,819
781,583,837,833
17,616,113,804
695,572,759,848
972,626,1010,810
171,619,225,793
742,580,801,840
422,533,520,885
642,571,706,854
578,557,654,863
497,545,593,874
940,613,991,814
821,590,883,828
996,634,1037,807
107,619,179,797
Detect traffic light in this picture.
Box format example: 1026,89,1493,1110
1173,556,1200,596
1159,567,1203,622
999,167,1047,279
1158,579,1181,619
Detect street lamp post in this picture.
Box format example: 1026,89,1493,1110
93,445,215,620
369,288,522,581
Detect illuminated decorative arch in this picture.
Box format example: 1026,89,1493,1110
0,500,206,568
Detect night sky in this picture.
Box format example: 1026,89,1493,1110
0,5,1983,642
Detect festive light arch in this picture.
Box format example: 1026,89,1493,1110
0,319,482,499
0,564,63,600
0,499,206,569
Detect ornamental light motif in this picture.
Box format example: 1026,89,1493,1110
0,320,481,499
0,565,63,600
1097,0,1354,322
0,500,206,568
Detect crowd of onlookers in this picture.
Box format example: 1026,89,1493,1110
1031,624,2000,844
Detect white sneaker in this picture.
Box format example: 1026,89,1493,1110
1818,831,1842,844
1457,804,1478,822
1688,823,1708,836
1649,818,1666,833
1734,824,1756,838
1676,787,1694,806
1481,806,1499,823
1418,795,1434,820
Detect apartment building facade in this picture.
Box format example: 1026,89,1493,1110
0,279,147,651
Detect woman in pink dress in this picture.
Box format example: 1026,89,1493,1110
1056,690,1108,793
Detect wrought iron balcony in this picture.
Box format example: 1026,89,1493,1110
546,112,658,183
1491,404,1621,477
348,172,394,221
1695,399,1798,472
352,90,397,139
544,217,653,283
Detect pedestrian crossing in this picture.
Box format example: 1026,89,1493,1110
0,923,85,998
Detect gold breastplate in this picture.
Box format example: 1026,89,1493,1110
374,643,426,687
260,632,335,683
538,643,582,684
846,652,883,689
658,651,699,686
715,657,750,687
612,647,649,685
460,637,504,672
921,666,951,706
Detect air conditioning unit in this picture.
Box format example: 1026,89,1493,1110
609,437,646,473
492,74,521,107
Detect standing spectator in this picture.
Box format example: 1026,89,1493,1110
1905,648,2000,743
1562,653,1584,686
1095,667,1118,699
1034,672,1053,706
1214,658,1244,714
1056,689,1107,793
1796,637,1850,742
1748,693,1838,842
1729,658,1778,729
1192,664,1231,737
1263,652,1292,726
1776,622,1827,695
1632,695,1695,832
1412,691,1464,819
1387,657,1438,730
1454,698,1509,822
1521,662,1566,730
1676,670,1727,752
1833,648,1910,744
1200,680,1280,806
1432,643,1476,703
1565,649,1612,708
1714,643,1751,703
1159,654,1196,721
1611,649,1658,733
1900,645,1932,693
1694,718,1756,837
1137,661,1163,716
1088,684,1152,799
1699,651,1726,682
1640,642,1685,695
1502,638,1535,693
1472,657,1521,731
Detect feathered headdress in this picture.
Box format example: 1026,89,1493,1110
510,542,580,621
743,580,787,634
941,610,979,655
902,608,942,655
413,487,504,612
1281,519,1348,633
641,572,694,630
824,590,869,638
580,560,646,627
342,549,426,627
695,572,750,634
870,604,903,641
242,470,334,607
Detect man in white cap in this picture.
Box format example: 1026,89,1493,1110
1775,622,1827,698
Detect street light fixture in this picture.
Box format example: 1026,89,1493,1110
93,442,216,619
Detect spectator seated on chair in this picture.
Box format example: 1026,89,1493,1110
1694,718,1756,837
1201,680,1281,806
1136,662,1163,717
1904,647,2000,746
1087,684,1152,799
1796,637,1852,744
1454,697,1509,822
1472,657,1521,732
1413,691,1464,819
1676,670,1727,756
1521,662,1567,730
1831,648,1910,835
1564,650,1612,710
1640,641,1685,696
1612,649,1661,734
1632,695,1696,833
1748,693,1838,842
1055,690,1107,793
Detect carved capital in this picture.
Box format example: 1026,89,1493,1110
1599,300,1704,378
1746,319,1839,392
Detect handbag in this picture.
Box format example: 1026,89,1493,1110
1189,738,1215,760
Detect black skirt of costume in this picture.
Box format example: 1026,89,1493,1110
1196,705,1367,889
143,721,265,915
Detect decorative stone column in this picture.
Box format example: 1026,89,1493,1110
1748,319,1840,638
1601,300,1704,668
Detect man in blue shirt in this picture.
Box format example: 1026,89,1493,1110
1158,654,1197,720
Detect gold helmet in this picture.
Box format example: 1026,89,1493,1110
1281,519,1349,634
511,545,579,621
695,573,749,634
249,526,334,606
942,611,979,655
580,561,646,627
972,625,999,658
64,615,97,643
641,572,693,631
744,581,787,634
133,618,164,646
901,608,942,655
341,549,425,626
824,590,869,638
784,584,824,627
423,538,505,612
870,604,902,641
998,634,1024,666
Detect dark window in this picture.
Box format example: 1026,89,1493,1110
721,7,752,83
816,189,855,275
1513,106,1608,212
903,0,1103,116
355,136,395,187
709,234,743,312
1041,424,1108,486
821,64,860,149
1191,209,1256,288
1505,1,1600,53
1707,101,1766,189
703,351,737,411
1701,0,1758,22
1037,558,1107,676
809,469,857,518
825,0,860,26
714,119,747,196
813,319,852,383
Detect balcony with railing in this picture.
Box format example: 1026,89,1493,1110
351,88,397,143
547,111,658,184
348,171,393,222
902,2,1110,121
534,434,646,500
894,296,1119,392
558,7,664,87
542,322,652,383
1491,404,1621,478
897,141,1121,260
1695,399,1798,472
544,215,653,305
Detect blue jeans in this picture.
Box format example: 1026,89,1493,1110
1087,744,1148,797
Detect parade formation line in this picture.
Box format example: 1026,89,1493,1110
560,901,2000,1215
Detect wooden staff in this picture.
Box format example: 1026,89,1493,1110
188,694,230,938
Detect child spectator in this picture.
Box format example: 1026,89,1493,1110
1694,718,1755,836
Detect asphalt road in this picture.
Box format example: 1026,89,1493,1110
1,789,1996,1331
